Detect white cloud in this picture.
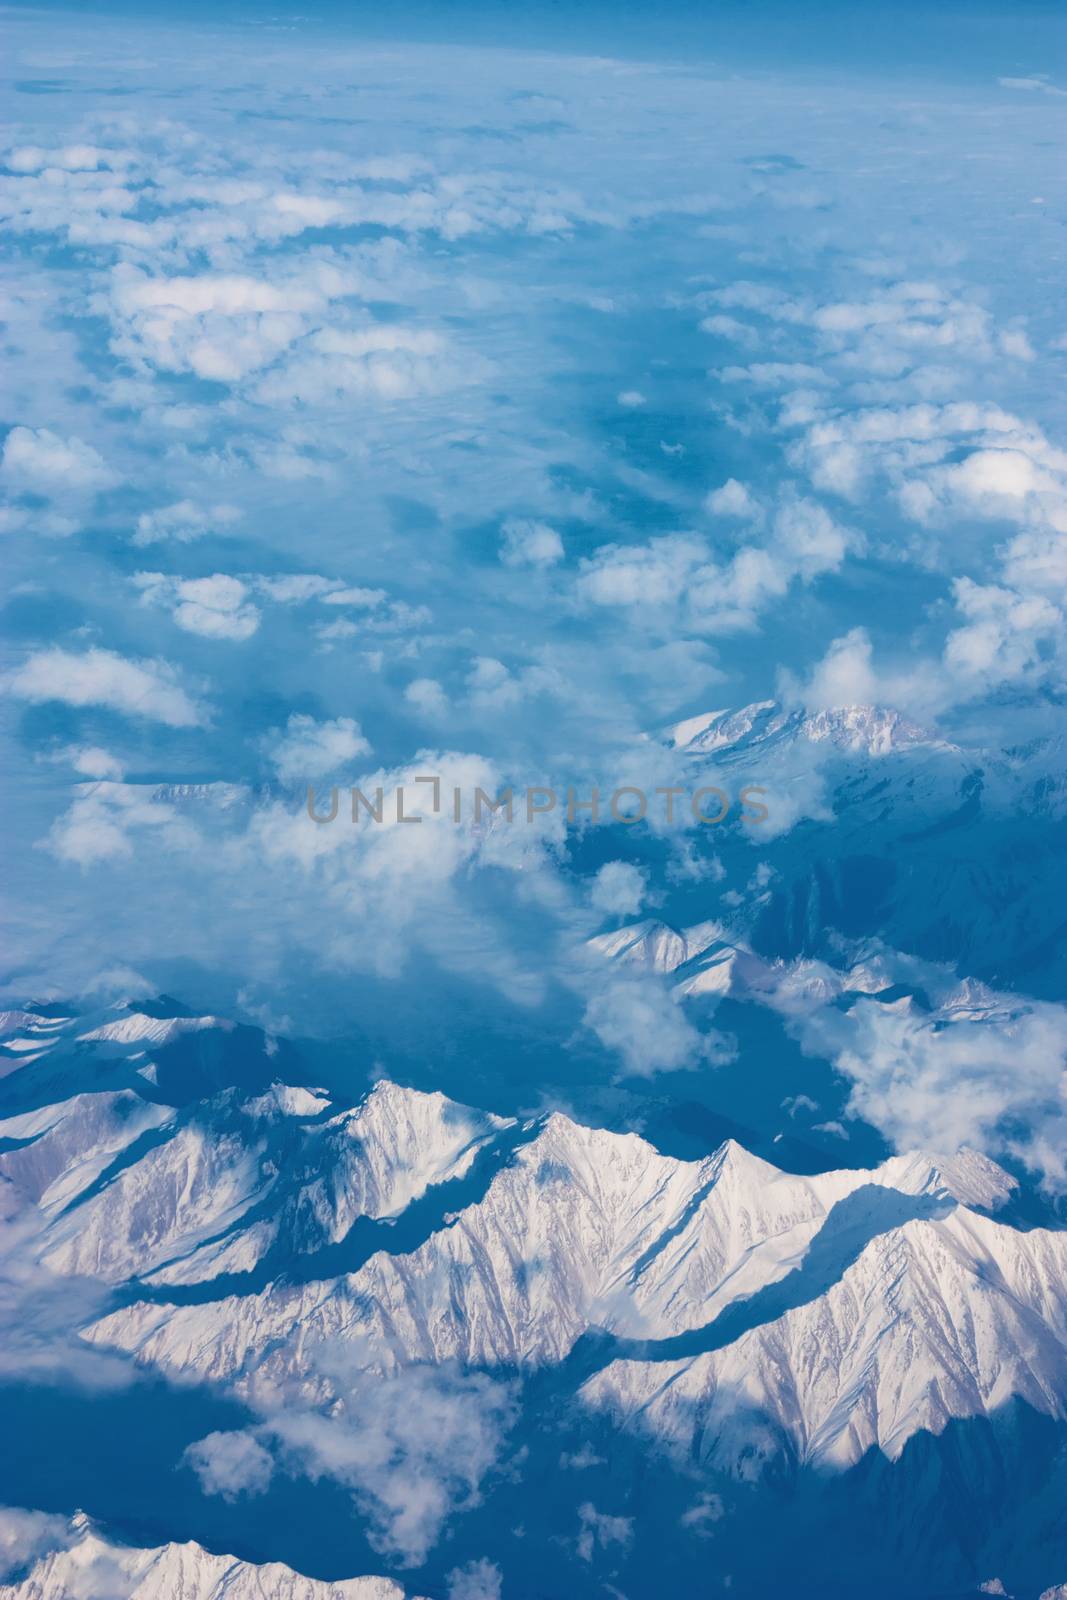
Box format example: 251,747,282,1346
998,75,1067,97
705,478,759,519
1001,526,1067,599
794,400,1067,542
242,747,563,1001
256,574,343,604
183,1430,274,1502
134,571,261,640
712,278,1003,374
447,1560,503,1600
679,1492,724,1536
791,626,878,709
999,328,1035,361
4,647,202,726
576,1502,633,1564
6,144,112,172
106,261,353,384
267,714,371,783
255,323,460,407
1,425,117,496
315,618,360,644
720,361,832,388
617,389,646,407
792,990,1067,1190
589,860,647,918
0,1508,72,1581
500,517,564,568
405,677,449,717
174,575,260,640
578,534,704,609
267,1360,517,1567
943,578,1060,686
789,566,1066,718
466,656,523,712
42,782,198,867
320,586,388,608
578,496,855,632
583,972,730,1077
133,500,241,546
63,746,125,780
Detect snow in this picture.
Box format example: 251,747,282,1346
76,1013,233,1046
12,1078,513,1288
0,1512,419,1599
81,1098,1048,1484
664,700,939,758
0,990,1055,1491
587,919,724,974
583,1203,1067,1469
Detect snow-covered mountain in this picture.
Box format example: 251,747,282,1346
0,1006,512,1287
6,996,1059,1486
80,1101,1065,1482
587,914,1025,1018
3,993,1067,1596
648,699,1067,1005
664,701,940,758
584,1198,1067,1471
0,1511,415,1600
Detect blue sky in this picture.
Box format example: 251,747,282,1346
2,0,1067,1176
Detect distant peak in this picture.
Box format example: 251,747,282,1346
664,699,944,757
877,1147,1017,1210
800,704,935,753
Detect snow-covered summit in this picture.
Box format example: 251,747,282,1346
1,991,1058,1499
0,1510,417,1599
664,700,939,758
0,1042,513,1288
82,1102,1035,1484
584,1199,1067,1471
586,918,725,974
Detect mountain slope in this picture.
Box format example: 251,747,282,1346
583,1201,1067,1471
0,1512,416,1600
79,1098,1057,1484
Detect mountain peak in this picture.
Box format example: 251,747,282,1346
876,1147,1017,1210
664,699,942,757
0,1511,413,1599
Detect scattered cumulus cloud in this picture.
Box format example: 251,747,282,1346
583,971,732,1077
133,500,241,546
267,714,372,783
576,1501,633,1564
500,517,564,568
4,647,202,727
266,1358,517,1567
589,860,647,918
0,1507,73,1581
134,571,261,640
1,425,117,528
447,1559,504,1600
183,1429,274,1502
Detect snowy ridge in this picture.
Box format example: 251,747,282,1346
2,995,1063,1490
0,1511,417,1600
0,1003,226,1076
588,917,1032,1024
583,1201,1067,1469
663,700,939,757
1,1075,512,1287
76,1014,233,1047
0,1090,173,1214
586,918,725,974
80,1102,1047,1481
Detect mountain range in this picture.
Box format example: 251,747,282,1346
2,986,1067,1597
